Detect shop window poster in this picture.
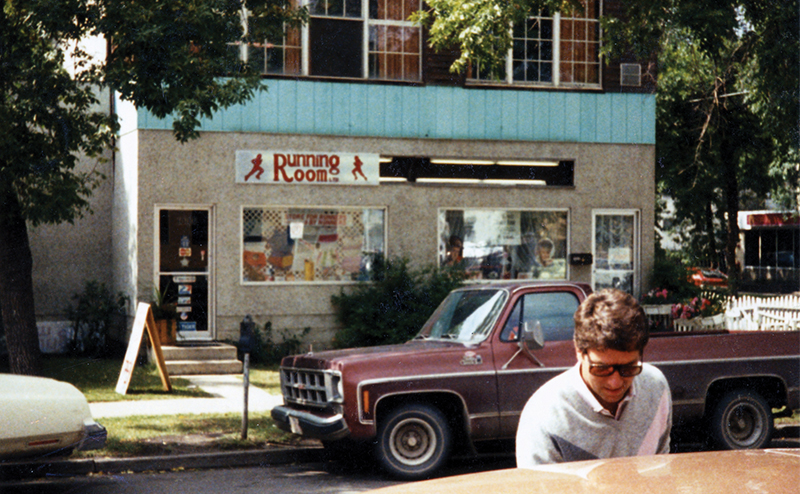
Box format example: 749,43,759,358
440,209,568,281
242,207,385,283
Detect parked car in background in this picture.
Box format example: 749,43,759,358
365,449,800,494
688,267,728,289
0,374,106,459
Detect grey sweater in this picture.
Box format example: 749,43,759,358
515,363,672,467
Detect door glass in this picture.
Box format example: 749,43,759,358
158,210,211,339
593,213,636,294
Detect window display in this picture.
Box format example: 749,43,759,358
242,207,385,283
439,209,568,280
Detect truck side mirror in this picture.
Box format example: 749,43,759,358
521,321,544,351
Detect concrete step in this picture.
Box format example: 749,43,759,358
161,344,238,361
166,359,243,376
153,343,243,376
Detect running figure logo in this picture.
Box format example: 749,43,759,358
245,153,265,181
352,155,367,181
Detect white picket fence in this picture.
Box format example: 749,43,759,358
724,294,800,331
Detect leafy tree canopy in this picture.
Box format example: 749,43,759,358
0,0,305,375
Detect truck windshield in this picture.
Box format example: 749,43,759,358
417,289,508,343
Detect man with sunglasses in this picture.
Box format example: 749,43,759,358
516,288,672,467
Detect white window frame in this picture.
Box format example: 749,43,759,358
468,1,603,88
284,0,423,80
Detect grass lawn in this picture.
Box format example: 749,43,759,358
40,356,209,401
75,412,302,458
31,356,296,457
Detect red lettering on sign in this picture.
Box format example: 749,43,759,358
273,153,332,183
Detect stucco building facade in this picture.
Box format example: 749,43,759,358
29,0,657,350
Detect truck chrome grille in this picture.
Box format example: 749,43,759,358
280,368,342,408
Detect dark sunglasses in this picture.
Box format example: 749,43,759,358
584,353,643,377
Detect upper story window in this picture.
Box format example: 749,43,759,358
241,0,421,82
469,0,601,88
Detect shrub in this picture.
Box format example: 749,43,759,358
331,255,465,349
66,281,129,358
236,320,310,365
647,250,699,302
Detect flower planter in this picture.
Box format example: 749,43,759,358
673,313,725,332
699,313,725,329
155,319,177,345
643,305,673,331
673,318,699,332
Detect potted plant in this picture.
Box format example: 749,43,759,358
151,285,177,345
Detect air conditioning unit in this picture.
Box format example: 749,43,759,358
620,63,641,87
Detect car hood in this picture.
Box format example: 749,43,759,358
281,340,478,372
366,449,800,494
0,374,93,439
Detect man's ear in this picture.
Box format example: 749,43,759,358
574,347,582,363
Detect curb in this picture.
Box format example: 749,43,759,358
0,446,325,480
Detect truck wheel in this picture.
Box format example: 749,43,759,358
376,404,451,480
710,390,773,450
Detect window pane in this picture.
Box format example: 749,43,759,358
403,26,419,52
310,0,362,17
404,0,420,19
310,18,363,78
346,0,362,17
510,16,553,84
242,207,385,283
439,210,568,281
368,21,420,81
559,5,600,86
403,54,419,81
521,292,579,342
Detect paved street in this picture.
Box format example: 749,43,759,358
0,455,519,494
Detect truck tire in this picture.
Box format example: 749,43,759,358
375,403,451,480
710,390,773,450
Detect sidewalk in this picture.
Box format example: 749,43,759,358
89,374,284,418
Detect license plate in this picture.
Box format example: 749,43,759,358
289,416,302,435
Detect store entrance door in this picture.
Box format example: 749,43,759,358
157,208,213,342
592,210,639,296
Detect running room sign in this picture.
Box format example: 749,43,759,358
235,150,380,186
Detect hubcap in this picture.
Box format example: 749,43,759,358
389,418,437,466
727,403,763,446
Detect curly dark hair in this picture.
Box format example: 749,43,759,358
573,288,649,353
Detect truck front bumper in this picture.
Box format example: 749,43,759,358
271,406,350,441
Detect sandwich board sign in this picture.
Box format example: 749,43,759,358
115,302,172,395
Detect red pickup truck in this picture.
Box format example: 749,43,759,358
272,282,800,479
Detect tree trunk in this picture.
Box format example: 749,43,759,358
704,200,719,267
722,143,740,295
0,184,41,375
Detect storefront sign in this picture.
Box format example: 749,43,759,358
235,150,379,186
740,211,800,229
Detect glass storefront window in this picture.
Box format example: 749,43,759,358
242,207,385,283
439,209,568,281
